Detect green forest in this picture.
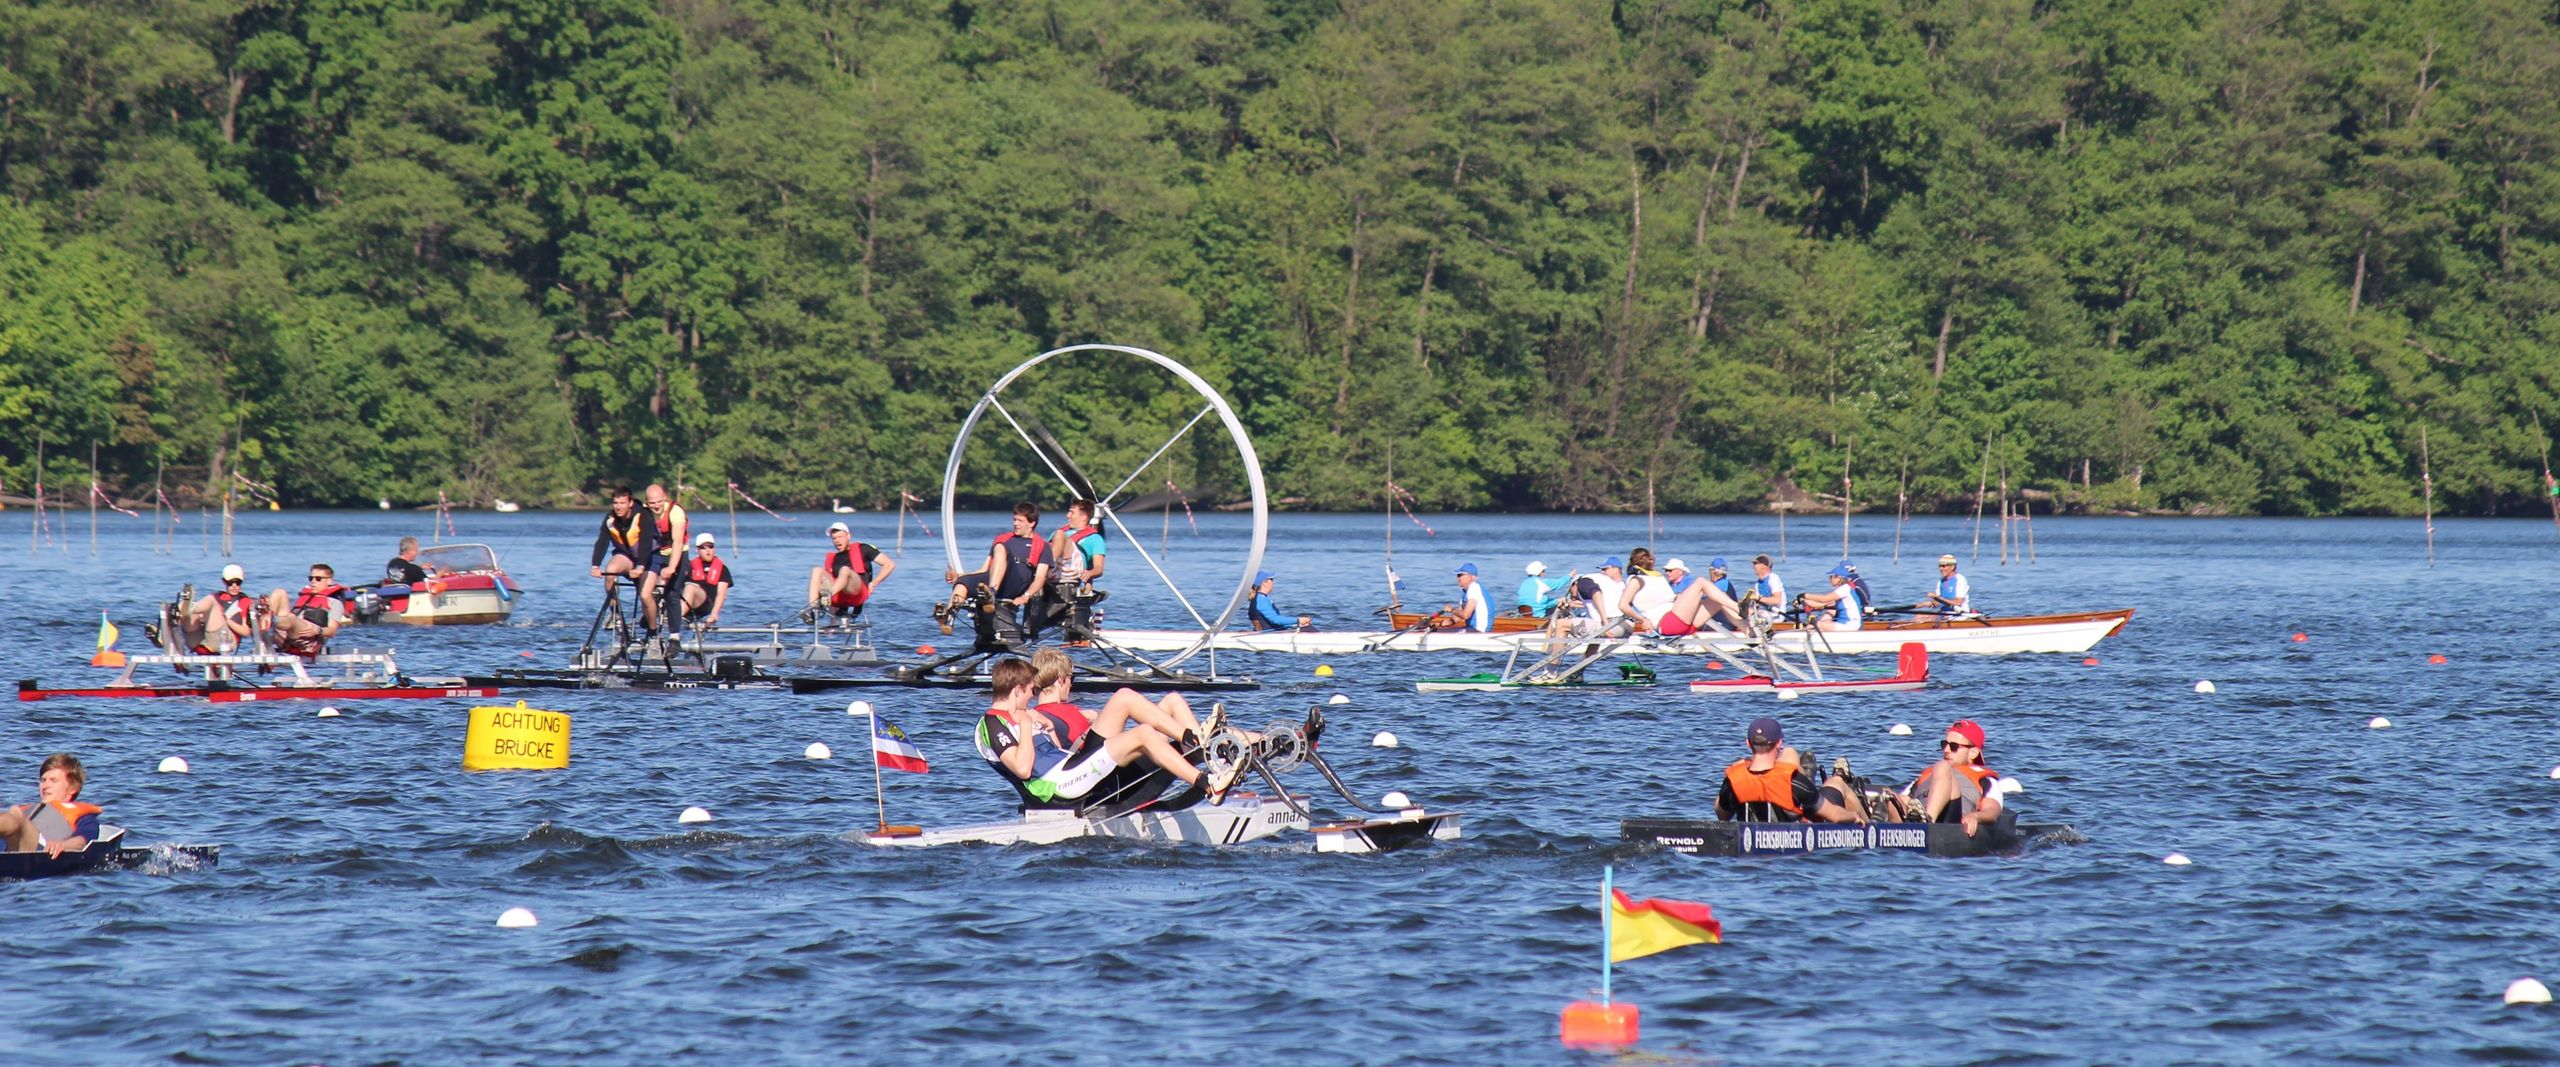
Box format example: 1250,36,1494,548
3,0,2559,516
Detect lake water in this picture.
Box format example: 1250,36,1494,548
2,508,2555,1064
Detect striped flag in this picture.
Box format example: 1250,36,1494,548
91,612,127,668
870,710,928,774
1608,888,1720,962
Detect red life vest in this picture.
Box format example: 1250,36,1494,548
292,584,346,625
1723,755,1804,816
1912,762,2000,803
990,532,1047,598
822,544,870,607
195,590,254,653
686,557,730,586
1032,701,1092,745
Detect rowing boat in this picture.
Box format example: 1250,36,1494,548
18,679,496,702
1105,608,2130,656
0,827,223,881
863,791,1307,848
1622,812,2072,857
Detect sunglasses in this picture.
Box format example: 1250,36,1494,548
1942,739,1971,751
308,574,330,581
223,578,243,585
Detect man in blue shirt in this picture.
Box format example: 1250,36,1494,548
1453,563,1492,632
1515,561,1567,617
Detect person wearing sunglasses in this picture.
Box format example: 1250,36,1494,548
1878,719,2003,835
264,563,351,658
181,564,259,653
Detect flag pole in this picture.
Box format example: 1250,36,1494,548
868,703,888,832
1600,865,1615,1005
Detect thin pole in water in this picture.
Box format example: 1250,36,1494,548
1998,453,2011,566
1840,437,1853,561
1970,433,1992,563
1892,449,1911,564
31,435,43,552
727,478,741,560
1777,501,1788,562
869,705,889,832
2421,424,2435,567
1647,468,1658,556
1600,865,1615,1005
2535,411,2560,544
89,442,98,557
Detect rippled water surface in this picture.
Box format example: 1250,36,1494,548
2,509,2555,1064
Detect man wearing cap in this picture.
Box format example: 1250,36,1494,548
1743,554,1786,627
680,532,736,627
1716,717,1864,823
1661,558,1696,595
1585,557,1627,626
805,520,894,623
1447,563,1492,632
1881,720,2003,835
1515,562,1567,617
1796,564,1865,631
1246,571,1310,631
183,564,259,654
1916,554,1974,615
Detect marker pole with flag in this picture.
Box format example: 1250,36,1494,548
1565,867,1722,1048
859,700,929,832
91,611,127,669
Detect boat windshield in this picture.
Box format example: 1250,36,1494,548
417,543,503,574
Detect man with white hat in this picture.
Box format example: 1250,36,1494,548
1916,553,1975,615
804,520,895,623
1514,561,1567,617
681,531,736,627
1662,558,1696,594
182,564,259,654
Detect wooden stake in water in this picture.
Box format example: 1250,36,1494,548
1840,438,1853,560
1777,500,1789,562
31,435,43,552
1647,468,1658,556
2536,412,2560,544
730,480,742,560
2023,489,2037,564
2421,424,2435,567
1892,450,1911,564
1970,433,1992,563
1998,454,2011,566
89,442,99,557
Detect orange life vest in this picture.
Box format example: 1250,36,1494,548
1724,754,1803,816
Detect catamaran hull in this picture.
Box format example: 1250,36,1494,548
1101,609,2130,656
1311,810,1463,854
1623,815,2067,857
1686,677,1926,695
861,794,1307,848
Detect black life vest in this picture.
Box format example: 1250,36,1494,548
992,532,1046,599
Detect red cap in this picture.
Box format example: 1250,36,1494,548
1948,719,1986,750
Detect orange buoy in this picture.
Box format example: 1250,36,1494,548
1706,661,1724,671
519,650,535,658
2081,657,2100,666
2290,633,2308,643
1560,1000,1640,1048
916,645,936,656
2427,654,2447,664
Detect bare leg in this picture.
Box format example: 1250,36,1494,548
1089,689,1202,740
0,810,34,851
806,566,830,604
1916,763,1958,822
1818,775,1869,823
1101,725,1204,783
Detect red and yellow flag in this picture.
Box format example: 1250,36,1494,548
91,611,127,668
1608,888,1720,963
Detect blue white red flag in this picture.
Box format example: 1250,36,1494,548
871,712,929,774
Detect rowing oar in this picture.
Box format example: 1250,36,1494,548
1358,613,1445,653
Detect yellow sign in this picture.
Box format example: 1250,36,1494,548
464,701,571,770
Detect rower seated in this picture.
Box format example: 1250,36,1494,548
1245,571,1310,632
1867,719,2004,836
1716,717,1862,824
1031,499,1109,642
0,754,101,858
976,658,1243,812
266,563,351,659
939,502,1048,639
184,565,259,654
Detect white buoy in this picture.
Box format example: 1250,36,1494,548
2548,766,2560,780
678,806,713,825
316,706,341,718
2505,977,2552,1005
1888,723,1913,736
2162,853,2193,866
1381,791,1411,809
804,742,832,760
495,907,539,929
2194,680,2217,694
846,700,873,717
1776,689,1800,701
156,756,189,774
1328,694,1351,705
1371,731,1399,748
2368,716,2392,729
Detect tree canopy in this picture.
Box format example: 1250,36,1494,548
4,0,2559,517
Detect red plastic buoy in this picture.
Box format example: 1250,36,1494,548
1706,661,1724,671
2082,657,2100,666
2290,633,2308,643
519,650,535,658
916,645,937,656
1561,1000,1640,1048
2427,654,2447,664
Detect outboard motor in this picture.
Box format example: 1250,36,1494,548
349,587,386,624
711,655,756,681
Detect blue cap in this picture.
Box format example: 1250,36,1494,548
1839,559,1859,573
1455,562,1479,576
1708,557,1728,571
1254,570,1276,586
1827,563,1853,578
1601,556,1624,569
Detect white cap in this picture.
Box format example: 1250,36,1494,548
220,564,245,582
694,531,716,546
1664,558,1689,572
1525,561,1546,576
826,521,850,535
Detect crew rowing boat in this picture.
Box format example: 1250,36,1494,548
18,680,495,702
865,791,1306,848
0,826,223,881
1104,608,2131,656
1621,812,2074,858
1687,642,1930,695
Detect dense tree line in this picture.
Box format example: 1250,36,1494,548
3,0,2558,516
